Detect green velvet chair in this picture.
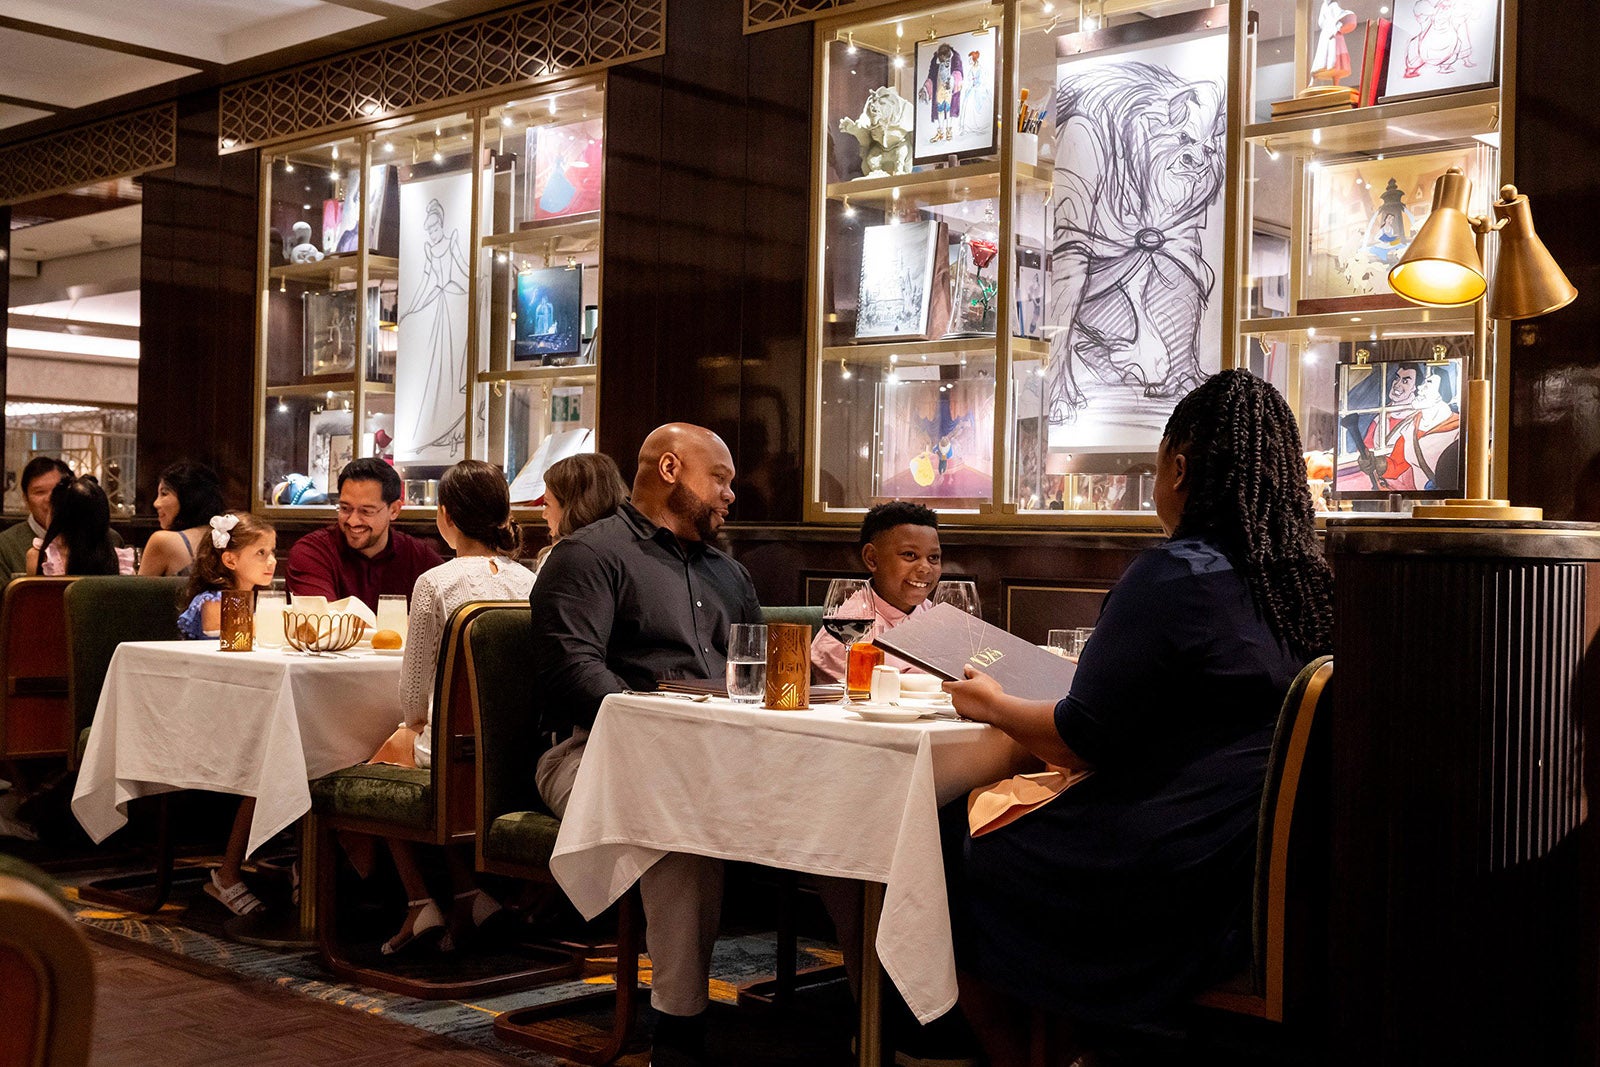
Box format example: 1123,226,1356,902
760,604,826,631
467,605,642,1066
308,599,577,999
64,576,191,912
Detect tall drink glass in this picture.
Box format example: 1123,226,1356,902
726,623,767,702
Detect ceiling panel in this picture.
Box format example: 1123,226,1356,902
220,5,380,65
0,29,199,108
7,204,141,262
0,102,54,131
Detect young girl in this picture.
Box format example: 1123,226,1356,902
177,511,279,915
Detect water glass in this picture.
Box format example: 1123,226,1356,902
726,623,767,703
375,594,409,641
254,591,287,649
932,579,981,617
1046,629,1073,658
1070,627,1095,659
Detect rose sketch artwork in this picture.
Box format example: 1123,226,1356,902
1046,27,1228,449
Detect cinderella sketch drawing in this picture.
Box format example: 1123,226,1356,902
397,197,469,457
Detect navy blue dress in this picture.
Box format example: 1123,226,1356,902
945,537,1306,1023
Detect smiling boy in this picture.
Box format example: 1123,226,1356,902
811,500,942,680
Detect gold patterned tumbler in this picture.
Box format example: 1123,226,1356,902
219,589,255,652
763,622,811,710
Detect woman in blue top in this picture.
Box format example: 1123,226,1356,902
943,371,1334,1063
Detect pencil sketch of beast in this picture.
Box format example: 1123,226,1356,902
1046,62,1226,417
839,86,915,179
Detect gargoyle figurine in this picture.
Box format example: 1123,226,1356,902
839,86,914,179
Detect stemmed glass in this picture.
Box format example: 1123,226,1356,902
931,579,981,617
821,578,875,647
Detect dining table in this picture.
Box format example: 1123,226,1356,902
71,639,405,937
548,690,1032,1067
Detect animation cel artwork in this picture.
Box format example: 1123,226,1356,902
395,170,472,463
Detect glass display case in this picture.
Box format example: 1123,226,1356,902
254,78,605,515
805,0,1509,522
1236,0,1507,513
806,0,1236,523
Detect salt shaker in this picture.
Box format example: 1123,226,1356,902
869,664,901,705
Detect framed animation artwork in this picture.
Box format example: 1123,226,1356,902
912,26,999,166
1043,8,1230,451
1302,144,1491,313
1333,342,1467,499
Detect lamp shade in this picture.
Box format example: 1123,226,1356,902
1388,167,1486,308
1488,184,1578,320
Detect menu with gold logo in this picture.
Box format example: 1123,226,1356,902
872,603,1077,702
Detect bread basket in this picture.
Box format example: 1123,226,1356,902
282,610,367,653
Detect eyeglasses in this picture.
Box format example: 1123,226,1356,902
337,504,386,520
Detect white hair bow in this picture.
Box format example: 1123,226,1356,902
209,513,240,549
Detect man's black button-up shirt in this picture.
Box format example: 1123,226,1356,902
529,502,762,734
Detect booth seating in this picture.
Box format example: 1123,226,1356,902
308,599,578,998
0,855,94,1067
0,578,76,764
64,576,190,911
466,604,642,1066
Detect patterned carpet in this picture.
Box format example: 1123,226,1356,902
61,859,853,1066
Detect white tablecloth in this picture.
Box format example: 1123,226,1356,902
72,641,404,857
549,693,1030,1023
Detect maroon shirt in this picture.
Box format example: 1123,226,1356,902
284,525,444,609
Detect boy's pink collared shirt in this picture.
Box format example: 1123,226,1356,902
809,584,933,681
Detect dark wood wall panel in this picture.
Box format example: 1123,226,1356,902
599,0,811,523
1510,4,1600,520
137,92,259,514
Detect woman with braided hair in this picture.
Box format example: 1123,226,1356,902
940,370,1332,1064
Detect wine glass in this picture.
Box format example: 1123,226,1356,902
932,579,981,617
821,578,875,647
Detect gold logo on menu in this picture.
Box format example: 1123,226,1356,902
968,647,1004,668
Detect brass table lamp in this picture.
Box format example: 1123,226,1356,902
1387,167,1577,520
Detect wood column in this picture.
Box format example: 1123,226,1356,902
1327,518,1600,1064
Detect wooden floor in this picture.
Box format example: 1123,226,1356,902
89,939,530,1066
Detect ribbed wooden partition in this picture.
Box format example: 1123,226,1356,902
1327,518,1600,1065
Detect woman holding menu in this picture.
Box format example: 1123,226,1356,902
941,371,1333,1064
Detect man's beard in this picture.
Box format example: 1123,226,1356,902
667,482,719,541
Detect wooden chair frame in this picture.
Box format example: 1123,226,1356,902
0,873,94,1067
313,599,577,999
0,577,77,763
464,606,641,1066
1195,657,1334,1023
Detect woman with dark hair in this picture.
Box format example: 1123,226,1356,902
140,461,226,577
27,477,134,576
941,370,1334,1065
535,452,629,570
365,459,536,955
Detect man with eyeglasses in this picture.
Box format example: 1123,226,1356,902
285,457,442,608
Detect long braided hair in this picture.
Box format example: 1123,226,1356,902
1163,370,1333,658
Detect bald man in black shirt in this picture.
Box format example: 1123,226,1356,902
530,423,760,1066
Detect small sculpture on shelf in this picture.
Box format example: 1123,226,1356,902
286,221,324,264
1309,0,1359,90
839,86,914,179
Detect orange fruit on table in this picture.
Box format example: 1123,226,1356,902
372,629,403,650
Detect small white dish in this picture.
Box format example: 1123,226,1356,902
897,692,953,709
373,647,405,657
850,704,926,724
